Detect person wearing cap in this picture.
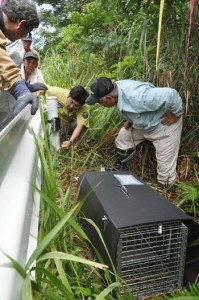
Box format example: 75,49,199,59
86,77,183,185
46,85,90,149
21,51,45,95
0,0,47,129
21,32,40,66
21,32,32,53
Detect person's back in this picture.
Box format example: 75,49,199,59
6,39,24,68
116,79,182,132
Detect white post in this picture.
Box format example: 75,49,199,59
46,96,60,152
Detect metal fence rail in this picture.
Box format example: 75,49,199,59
0,106,41,300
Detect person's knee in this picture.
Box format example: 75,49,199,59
115,127,132,149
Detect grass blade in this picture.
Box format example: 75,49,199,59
34,266,75,299
37,251,108,270
0,249,26,278
22,274,33,300
26,203,79,271
95,282,121,300
84,218,118,278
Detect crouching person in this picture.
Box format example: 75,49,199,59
46,85,90,149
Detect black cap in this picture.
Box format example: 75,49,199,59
86,77,114,105
24,51,39,61
22,33,32,42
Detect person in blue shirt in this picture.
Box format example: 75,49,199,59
86,77,183,185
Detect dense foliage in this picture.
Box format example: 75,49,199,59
37,0,198,181
36,0,199,89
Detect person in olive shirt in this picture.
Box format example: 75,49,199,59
46,85,90,149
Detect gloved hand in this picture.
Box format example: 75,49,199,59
25,81,48,92
10,80,39,116
12,94,38,116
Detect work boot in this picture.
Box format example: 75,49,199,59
114,147,135,171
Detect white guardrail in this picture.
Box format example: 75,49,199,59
0,105,41,300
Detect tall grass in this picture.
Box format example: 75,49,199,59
41,49,102,90
34,47,199,299
36,1,199,297
2,93,133,299
30,101,127,299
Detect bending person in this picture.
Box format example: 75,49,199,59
0,0,47,124
46,85,90,149
86,77,183,186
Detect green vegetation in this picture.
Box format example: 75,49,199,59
26,0,199,298
164,283,199,299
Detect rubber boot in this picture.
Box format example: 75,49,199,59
114,147,135,171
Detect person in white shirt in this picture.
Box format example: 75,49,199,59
21,51,45,95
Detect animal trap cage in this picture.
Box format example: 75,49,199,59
78,171,192,297
117,221,188,297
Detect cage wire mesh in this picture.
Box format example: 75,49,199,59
117,220,188,297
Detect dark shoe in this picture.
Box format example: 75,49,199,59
158,182,177,193
100,162,129,172
114,147,135,170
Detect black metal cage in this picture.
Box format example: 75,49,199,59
78,171,198,297
117,221,187,296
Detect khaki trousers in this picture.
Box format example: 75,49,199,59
115,117,183,184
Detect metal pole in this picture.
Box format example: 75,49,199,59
46,96,60,152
